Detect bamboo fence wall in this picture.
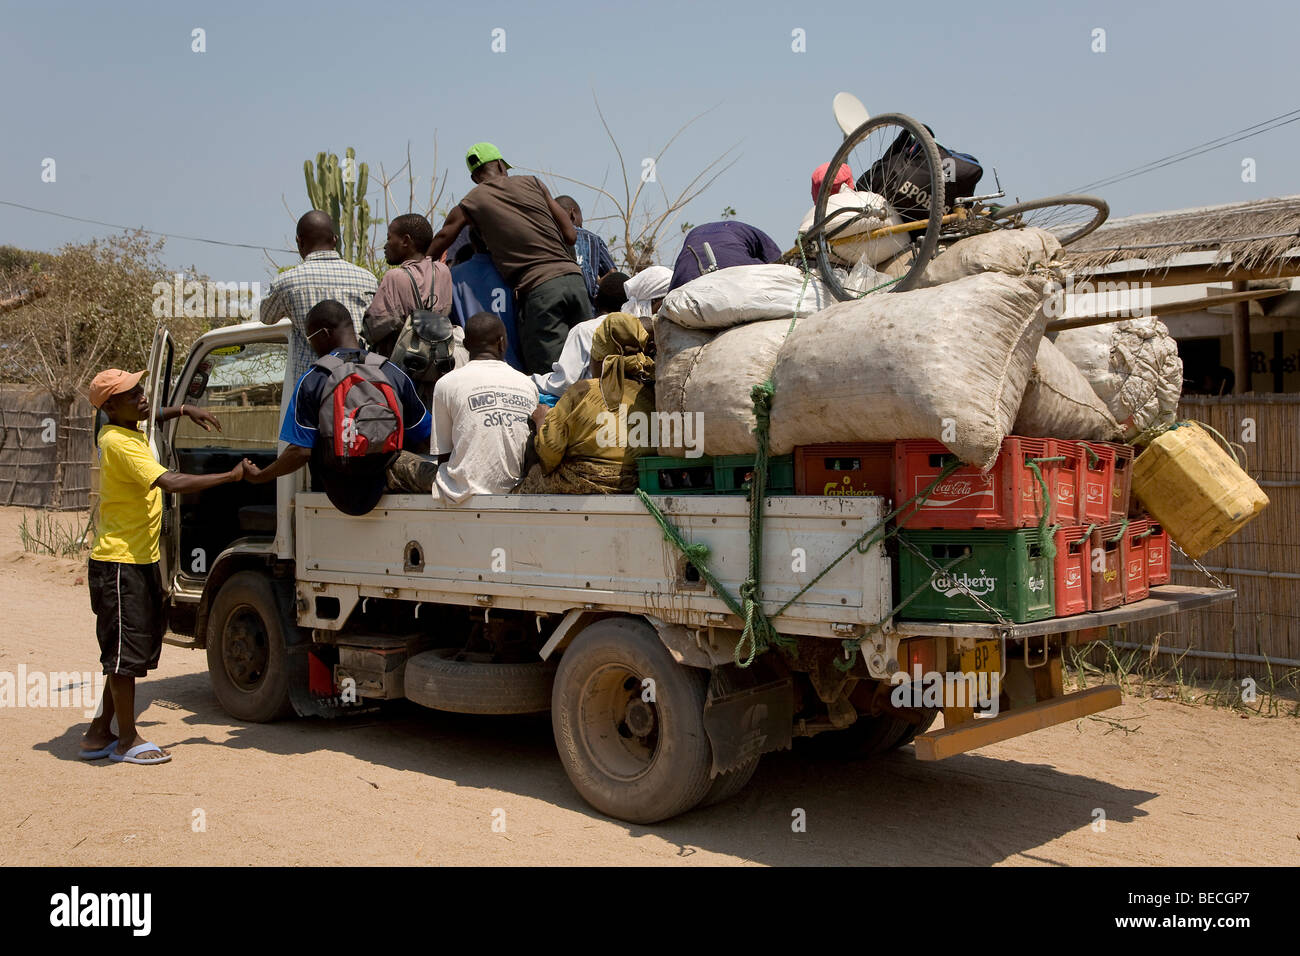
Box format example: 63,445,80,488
0,386,94,510
1121,395,1300,679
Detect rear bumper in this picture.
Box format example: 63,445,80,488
913,685,1122,761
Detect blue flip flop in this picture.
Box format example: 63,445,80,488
79,738,119,760
110,742,171,765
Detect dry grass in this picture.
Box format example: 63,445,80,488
17,509,91,557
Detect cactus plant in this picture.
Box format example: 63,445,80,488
303,147,377,274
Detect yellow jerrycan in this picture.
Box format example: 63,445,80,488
1131,422,1268,560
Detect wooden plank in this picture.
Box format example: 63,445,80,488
1233,280,1251,394
1045,288,1287,332
1068,261,1300,288
914,685,1122,761
893,585,1237,640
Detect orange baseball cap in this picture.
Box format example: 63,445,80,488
89,368,146,409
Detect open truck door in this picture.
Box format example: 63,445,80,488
144,324,177,596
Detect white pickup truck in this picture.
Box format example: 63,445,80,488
139,319,1234,823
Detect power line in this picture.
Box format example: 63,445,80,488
0,199,296,254
1070,107,1300,193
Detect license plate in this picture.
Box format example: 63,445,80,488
959,639,1001,677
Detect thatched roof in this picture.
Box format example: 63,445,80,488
1061,195,1300,274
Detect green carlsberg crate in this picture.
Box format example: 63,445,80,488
897,528,1056,623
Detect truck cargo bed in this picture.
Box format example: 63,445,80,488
295,492,892,638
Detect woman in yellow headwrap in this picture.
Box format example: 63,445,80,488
518,312,655,494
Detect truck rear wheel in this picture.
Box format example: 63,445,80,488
205,571,294,723
552,618,713,824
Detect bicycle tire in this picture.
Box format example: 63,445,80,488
813,113,944,299
983,194,1109,246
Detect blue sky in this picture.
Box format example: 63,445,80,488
2,0,1297,284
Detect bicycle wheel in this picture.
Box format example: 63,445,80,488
982,194,1109,246
811,113,945,299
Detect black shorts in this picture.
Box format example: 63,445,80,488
88,559,165,678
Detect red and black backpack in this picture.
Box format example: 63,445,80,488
314,352,404,469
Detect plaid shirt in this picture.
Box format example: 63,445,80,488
259,251,378,385
573,227,616,304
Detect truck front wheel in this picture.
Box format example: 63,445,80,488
205,571,294,723
552,618,713,824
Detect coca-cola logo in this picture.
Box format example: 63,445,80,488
1086,483,1104,504
1065,567,1081,586
1149,546,1164,564
1057,484,1076,502
1128,560,1143,579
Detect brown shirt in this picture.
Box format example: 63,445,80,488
363,256,453,349
458,175,581,296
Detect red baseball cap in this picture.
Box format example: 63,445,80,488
811,162,855,203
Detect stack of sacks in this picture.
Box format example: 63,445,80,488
1052,318,1184,440
919,227,1062,287
657,270,1054,471
767,273,1050,470
1013,338,1122,441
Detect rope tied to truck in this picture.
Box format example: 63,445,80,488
634,241,1036,669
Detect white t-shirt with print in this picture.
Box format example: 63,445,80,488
432,359,538,502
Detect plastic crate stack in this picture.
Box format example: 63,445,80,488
636,437,1165,624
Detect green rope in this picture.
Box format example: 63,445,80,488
1025,457,1061,562
1106,516,1131,544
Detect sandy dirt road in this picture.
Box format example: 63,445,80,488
1,506,1296,867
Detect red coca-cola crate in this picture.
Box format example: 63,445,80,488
1089,522,1125,611
894,437,1054,530
795,443,893,497
1123,518,1150,603
1078,442,1116,524
1047,439,1083,524
1053,525,1092,617
1105,442,1136,520
1145,521,1170,585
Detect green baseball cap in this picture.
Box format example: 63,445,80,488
466,142,510,174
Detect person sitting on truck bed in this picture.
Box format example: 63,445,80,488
531,270,629,405
668,220,783,292
517,312,655,494
243,299,437,514
430,311,540,502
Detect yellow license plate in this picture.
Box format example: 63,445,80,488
960,639,1001,677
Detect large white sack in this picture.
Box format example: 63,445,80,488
654,315,792,457
1013,338,1122,441
658,264,832,331
920,227,1062,287
769,273,1050,470
1053,318,1183,439
797,190,910,266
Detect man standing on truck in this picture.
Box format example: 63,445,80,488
424,143,593,376
554,195,616,310
260,210,378,387
243,299,437,514
430,311,539,502
80,370,244,765
361,213,454,358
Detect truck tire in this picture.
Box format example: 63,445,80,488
888,707,939,751
404,649,556,715
205,571,294,723
552,618,714,824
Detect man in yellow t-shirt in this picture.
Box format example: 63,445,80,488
80,368,244,765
